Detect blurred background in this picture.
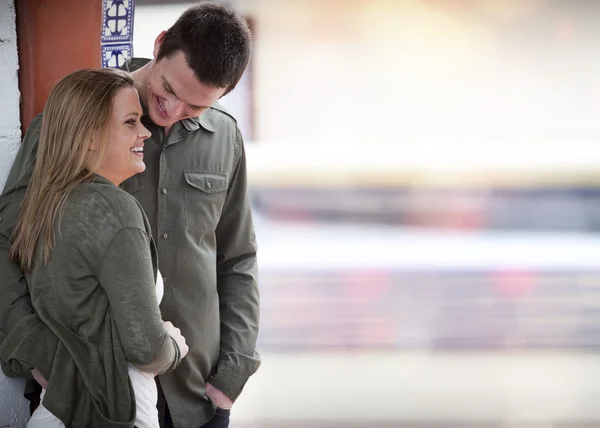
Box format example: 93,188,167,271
134,1,600,427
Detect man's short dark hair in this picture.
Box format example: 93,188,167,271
157,2,252,95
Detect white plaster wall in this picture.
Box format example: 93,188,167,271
0,0,29,427
0,0,21,188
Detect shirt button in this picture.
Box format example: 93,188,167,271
207,182,213,189
163,277,167,283
162,188,168,195
163,233,168,239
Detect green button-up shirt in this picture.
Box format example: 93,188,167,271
0,58,260,428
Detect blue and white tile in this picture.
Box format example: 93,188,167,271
101,44,133,68
101,0,135,44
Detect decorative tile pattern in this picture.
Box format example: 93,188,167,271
101,44,132,68
101,0,134,44
101,0,134,68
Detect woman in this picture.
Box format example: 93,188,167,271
4,68,188,427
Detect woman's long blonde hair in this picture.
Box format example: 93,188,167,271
10,68,135,272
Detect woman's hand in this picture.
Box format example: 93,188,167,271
31,369,48,389
163,321,189,358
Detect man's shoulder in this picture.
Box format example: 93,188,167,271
17,113,43,162
208,101,237,124
27,113,44,132
194,101,238,136
1,113,44,197
20,113,44,153
192,102,243,158
121,57,150,73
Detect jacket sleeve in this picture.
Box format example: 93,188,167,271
0,115,42,377
97,226,181,375
208,127,261,401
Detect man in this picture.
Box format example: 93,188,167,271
0,3,260,427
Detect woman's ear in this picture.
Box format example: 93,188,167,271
89,133,102,151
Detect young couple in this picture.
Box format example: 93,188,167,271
0,3,260,428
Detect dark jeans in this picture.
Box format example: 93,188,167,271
162,407,230,428
27,378,230,428
25,379,43,415
158,382,230,428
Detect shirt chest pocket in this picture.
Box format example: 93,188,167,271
183,172,228,234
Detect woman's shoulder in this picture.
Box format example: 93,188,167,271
69,179,148,231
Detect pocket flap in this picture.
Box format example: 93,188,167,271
184,172,228,194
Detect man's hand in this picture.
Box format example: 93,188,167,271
206,382,234,409
31,369,48,389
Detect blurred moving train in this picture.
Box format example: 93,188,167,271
246,142,600,350
230,142,600,427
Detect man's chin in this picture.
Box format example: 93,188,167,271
149,110,176,128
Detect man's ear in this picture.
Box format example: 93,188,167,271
153,31,167,58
